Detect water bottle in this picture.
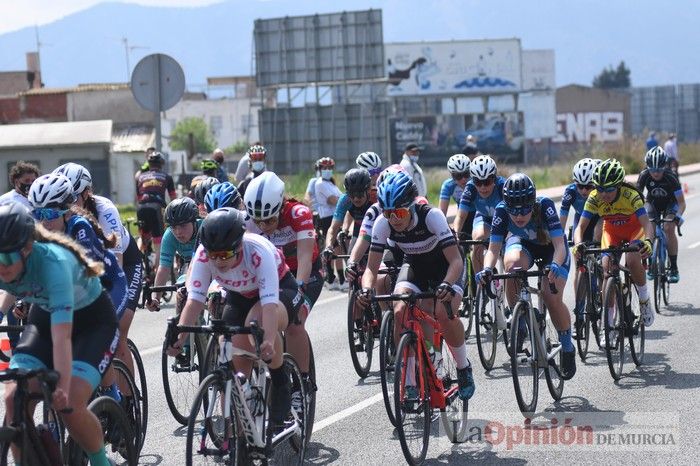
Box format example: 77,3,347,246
427,341,446,379
235,372,256,416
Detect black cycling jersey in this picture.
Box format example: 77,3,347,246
637,168,682,213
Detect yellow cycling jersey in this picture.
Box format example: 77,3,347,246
581,185,646,227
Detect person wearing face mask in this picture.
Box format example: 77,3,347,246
314,157,342,240
237,144,268,198
399,143,427,197
0,161,40,211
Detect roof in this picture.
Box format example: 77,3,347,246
18,83,129,96
112,125,155,153
0,120,112,149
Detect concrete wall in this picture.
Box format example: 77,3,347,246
68,89,153,125
0,144,108,193
161,97,259,153
111,152,145,205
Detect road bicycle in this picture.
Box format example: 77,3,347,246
375,292,468,464
574,242,604,360
648,216,682,313
484,263,565,415
123,216,174,303
458,238,490,340
473,271,511,371
584,243,645,380
167,318,308,465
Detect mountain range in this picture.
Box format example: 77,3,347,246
0,0,693,90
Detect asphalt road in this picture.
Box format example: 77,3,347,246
128,172,700,465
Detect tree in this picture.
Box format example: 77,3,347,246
592,61,631,89
169,117,216,156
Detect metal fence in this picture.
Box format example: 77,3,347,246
631,84,700,142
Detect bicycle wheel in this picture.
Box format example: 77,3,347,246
459,254,474,339
628,282,645,366
201,334,222,378
127,338,148,450
652,239,662,314
185,372,242,465
393,333,430,465
603,278,624,381
510,302,538,415
162,332,205,425
662,254,671,306
439,340,469,443
574,272,591,361
112,359,143,454
543,308,564,401
66,396,137,465
474,285,498,371
273,354,308,465
347,291,374,378
379,310,398,427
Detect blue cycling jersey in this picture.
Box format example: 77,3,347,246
0,242,102,325
332,193,372,236
559,183,587,218
491,197,564,245
457,176,506,221
439,178,465,204
160,218,203,268
67,215,127,317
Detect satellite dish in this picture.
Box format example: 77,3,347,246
130,53,185,112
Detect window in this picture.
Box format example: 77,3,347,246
210,115,223,138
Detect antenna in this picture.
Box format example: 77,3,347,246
120,36,150,82
34,25,53,71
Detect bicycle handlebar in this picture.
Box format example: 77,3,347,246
165,317,264,352
651,216,683,236
483,267,557,299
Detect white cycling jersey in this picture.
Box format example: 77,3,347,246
93,195,130,254
187,233,289,305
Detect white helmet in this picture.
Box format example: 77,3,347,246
469,154,497,180
53,162,92,196
29,174,76,209
244,171,285,220
447,154,470,174
355,151,382,172
572,158,596,185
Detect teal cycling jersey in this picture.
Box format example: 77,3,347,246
159,218,202,268
0,242,102,325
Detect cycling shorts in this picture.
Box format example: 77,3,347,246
318,216,333,238
573,213,600,243
504,236,571,280
473,213,493,232
122,235,144,311
395,261,464,297
222,272,303,327
645,202,678,221
10,292,119,390
601,217,644,249
137,202,165,242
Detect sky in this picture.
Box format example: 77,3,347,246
0,0,221,34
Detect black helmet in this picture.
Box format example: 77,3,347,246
645,146,668,170
0,203,35,252
194,177,220,204
343,168,371,193
200,207,246,251
502,173,536,212
164,197,199,226
148,151,165,165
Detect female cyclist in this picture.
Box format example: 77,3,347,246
357,172,475,400
477,173,576,380
0,203,119,466
193,176,220,217
204,181,243,213
168,208,306,423
439,153,470,217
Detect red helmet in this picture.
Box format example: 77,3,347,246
318,157,335,169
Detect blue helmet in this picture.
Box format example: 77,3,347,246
204,182,241,213
377,171,417,210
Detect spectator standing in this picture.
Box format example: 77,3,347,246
212,148,229,182
0,161,40,211
237,144,268,197
399,142,427,197
646,131,658,150
664,133,679,173
235,141,262,183
462,134,479,158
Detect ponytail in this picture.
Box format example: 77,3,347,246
33,224,104,277
69,205,117,249
83,193,99,221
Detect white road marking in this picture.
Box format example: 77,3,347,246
313,293,348,307
312,392,384,433
688,241,700,249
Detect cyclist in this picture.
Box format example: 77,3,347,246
237,144,268,197
357,171,475,400
135,151,176,271
193,176,220,217
476,173,576,380
0,160,39,211
53,162,144,398
204,182,243,213
243,172,319,390
439,153,470,217
189,159,220,196
573,158,656,328
637,146,685,283
168,208,301,424
0,204,119,466
323,168,374,291
304,159,321,212
146,197,202,312
315,157,343,286
453,154,505,276
663,133,679,175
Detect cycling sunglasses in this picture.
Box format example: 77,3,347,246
474,177,495,187
382,207,411,220
348,191,367,199
649,167,664,174
252,216,278,226
576,183,595,191
207,248,241,261
0,251,21,266
452,172,469,181
32,208,68,221
506,206,533,217
595,185,618,193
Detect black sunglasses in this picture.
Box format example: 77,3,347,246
474,177,495,187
